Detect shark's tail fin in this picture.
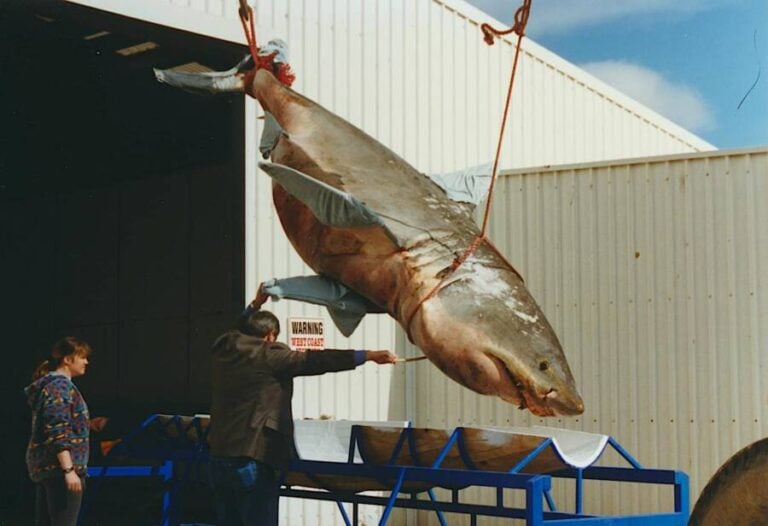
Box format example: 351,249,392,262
153,55,251,96
154,39,295,96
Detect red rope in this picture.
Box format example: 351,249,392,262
480,0,531,235
479,0,532,45
404,0,531,339
238,2,297,89
238,1,259,63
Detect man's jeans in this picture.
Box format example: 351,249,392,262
209,456,279,526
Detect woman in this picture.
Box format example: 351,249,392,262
25,337,105,526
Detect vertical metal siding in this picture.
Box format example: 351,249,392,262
411,149,768,523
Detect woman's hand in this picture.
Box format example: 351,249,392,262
64,471,82,492
90,416,109,432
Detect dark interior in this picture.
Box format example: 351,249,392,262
1,1,248,519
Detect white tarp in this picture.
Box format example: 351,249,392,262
481,425,610,469
294,419,410,463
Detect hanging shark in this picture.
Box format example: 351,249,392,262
155,59,584,417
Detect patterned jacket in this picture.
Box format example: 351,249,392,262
25,372,90,481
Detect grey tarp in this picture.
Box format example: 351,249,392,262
262,276,385,336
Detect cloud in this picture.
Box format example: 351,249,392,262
465,0,732,35
581,60,715,132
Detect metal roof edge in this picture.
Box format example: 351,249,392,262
499,145,768,177
70,0,716,152
66,0,247,44
435,0,716,152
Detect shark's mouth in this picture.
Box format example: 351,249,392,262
502,364,529,411
489,355,529,411
492,355,559,417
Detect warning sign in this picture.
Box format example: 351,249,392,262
288,317,325,351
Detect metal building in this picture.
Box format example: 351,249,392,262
4,0,742,523
410,146,768,523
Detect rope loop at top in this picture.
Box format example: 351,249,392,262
480,0,532,45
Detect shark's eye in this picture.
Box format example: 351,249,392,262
539,360,549,371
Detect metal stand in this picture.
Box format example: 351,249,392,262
283,425,689,526
82,415,689,526
81,414,210,526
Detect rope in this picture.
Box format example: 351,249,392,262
237,1,296,88
479,0,531,235
479,0,532,45
238,0,259,63
404,0,531,339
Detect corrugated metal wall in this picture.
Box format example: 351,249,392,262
407,148,768,524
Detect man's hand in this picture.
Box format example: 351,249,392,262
249,282,270,310
90,416,109,432
365,350,398,364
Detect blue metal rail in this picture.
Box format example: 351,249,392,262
82,414,211,526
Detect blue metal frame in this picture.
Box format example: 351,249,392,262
81,414,211,526
282,461,688,526
283,425,689,526
82,415,689,526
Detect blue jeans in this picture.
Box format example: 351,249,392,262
208,456,279,526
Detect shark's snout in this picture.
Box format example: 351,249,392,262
525,382,585,417
492,354,584,417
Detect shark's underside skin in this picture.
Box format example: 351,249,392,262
156,64,584,417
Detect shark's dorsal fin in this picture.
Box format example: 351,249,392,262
427,162,493,211
259,162,396,241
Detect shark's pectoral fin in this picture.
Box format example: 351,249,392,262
259,113,282,159
262,276,385,337
259,162,396,240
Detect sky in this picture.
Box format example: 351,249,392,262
465,0,768,149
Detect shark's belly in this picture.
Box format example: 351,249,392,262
273,184,406,313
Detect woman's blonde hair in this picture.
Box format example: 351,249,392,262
32,337,92,380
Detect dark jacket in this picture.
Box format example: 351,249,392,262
25,373,90,481
209,330,357,468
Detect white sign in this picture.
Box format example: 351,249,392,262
287,317,325,351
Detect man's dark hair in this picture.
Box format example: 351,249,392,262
238,309,280,338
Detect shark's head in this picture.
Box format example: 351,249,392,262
411,260,584,417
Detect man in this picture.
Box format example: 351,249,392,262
208,289,397,525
